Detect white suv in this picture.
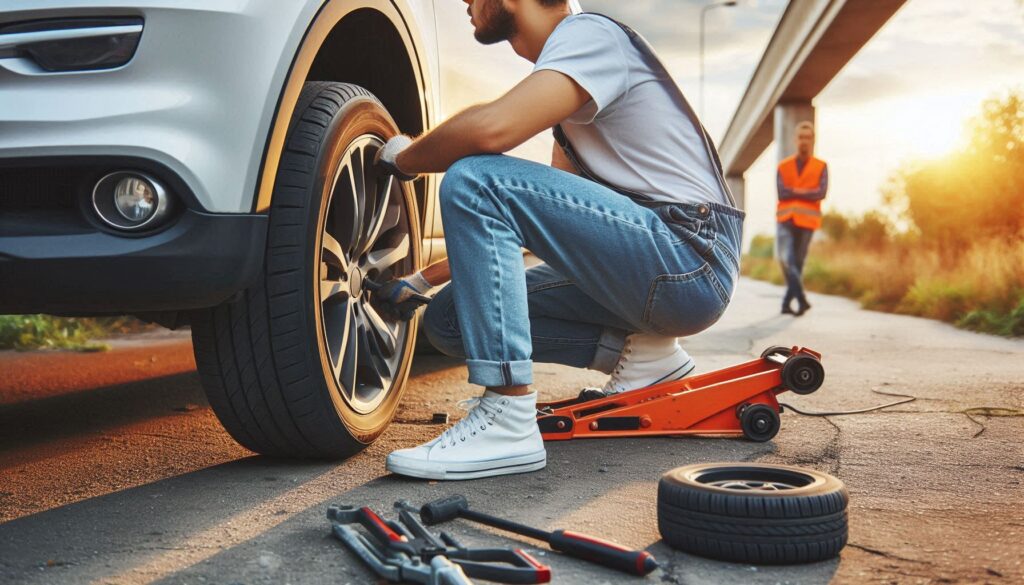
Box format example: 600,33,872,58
0,0,562,458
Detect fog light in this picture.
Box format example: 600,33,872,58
92,171,171,231
114,176,156,221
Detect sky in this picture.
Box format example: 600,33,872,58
434,0,1024,247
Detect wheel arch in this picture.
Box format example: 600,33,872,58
253,0,435,224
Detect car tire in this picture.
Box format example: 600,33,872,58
191,82,421,458
658,463,848,564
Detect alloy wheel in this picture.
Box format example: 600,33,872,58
318,135,413,414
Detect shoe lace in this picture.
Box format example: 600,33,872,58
604,338,634,394
439,397,505,448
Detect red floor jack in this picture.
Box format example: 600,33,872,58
536,346,824,442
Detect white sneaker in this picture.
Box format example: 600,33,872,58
600,333,696,394
386,391,546,480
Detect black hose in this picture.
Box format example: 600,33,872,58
780,389,916,417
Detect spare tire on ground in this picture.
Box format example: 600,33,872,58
657,463,848,564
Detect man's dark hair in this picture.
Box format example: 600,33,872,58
538,0,569,5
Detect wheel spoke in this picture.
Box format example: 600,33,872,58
336,302,359,398
365,233,410,272
358,173,394,257
321,230,349,273
379,199,401,232
324,297,353,380
328,160,361,257
347,147,366,252
320,279,347,301
362,302,398,356
356,308,393,390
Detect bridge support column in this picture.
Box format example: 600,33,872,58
726,175,745,210
774,101,815,162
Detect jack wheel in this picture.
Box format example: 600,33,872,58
760,345,792,360
740,404,780,442
782,355,825,395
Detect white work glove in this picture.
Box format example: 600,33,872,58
375,135,418,182
385,271,433,303
367,272,433,322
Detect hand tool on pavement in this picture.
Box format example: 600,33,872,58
327,503,550,585
418,495,659,576
536,345,825,442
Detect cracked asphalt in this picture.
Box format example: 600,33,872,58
1,277,1022,584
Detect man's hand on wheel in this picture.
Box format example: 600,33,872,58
366,275,432,322
374,135,418,182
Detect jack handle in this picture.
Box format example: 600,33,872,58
548,530,658,576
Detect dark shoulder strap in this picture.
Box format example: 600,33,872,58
553,124,657,206
555,12,737,208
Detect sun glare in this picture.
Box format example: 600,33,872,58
906,116,964,158
889,93,978,160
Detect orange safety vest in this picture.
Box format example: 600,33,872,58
777,155,826,230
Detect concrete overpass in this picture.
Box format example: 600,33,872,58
718,0,907,208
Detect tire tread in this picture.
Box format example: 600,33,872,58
657,464,849,564
191,82,392,458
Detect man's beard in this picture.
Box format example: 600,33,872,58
474,0,516,45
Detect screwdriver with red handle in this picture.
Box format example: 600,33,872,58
418,495,659,576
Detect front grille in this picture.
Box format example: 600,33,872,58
0,166,90,211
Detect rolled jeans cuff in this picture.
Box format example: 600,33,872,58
466,358,533,387
588,327,628,374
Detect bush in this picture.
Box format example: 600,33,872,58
0,315,155,351
748,234,775,259
820,211,890,249
959,298,1024,337
743,234,1023,336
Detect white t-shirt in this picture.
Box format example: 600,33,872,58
533,14,728,206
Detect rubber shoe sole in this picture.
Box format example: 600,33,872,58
386,450,547,481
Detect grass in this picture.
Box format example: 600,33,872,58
0,315,156,351
742,233,1024,337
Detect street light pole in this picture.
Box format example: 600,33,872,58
700,0,738,120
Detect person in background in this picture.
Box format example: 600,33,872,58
776,121,827,316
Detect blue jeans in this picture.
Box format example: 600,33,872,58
423,154,744,387
776,220,814,307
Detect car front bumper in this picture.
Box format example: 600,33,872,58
0,0,317,214
0,208,267,314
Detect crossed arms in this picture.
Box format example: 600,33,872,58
777,165,829,202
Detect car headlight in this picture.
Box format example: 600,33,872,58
0,17,143,72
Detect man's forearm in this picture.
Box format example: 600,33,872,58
420,259,452,288
396,105,505,175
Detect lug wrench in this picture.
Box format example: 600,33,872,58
418,495,658,576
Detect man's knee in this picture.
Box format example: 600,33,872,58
421,286,465,358
439,154,498,209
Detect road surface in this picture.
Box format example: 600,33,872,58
1,278,1022,584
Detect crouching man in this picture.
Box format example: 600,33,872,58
374,0,744,480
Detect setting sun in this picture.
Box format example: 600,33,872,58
890,92,977,159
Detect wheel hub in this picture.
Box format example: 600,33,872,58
349,266,364,297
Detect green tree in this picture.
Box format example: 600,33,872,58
888,90,1024,248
